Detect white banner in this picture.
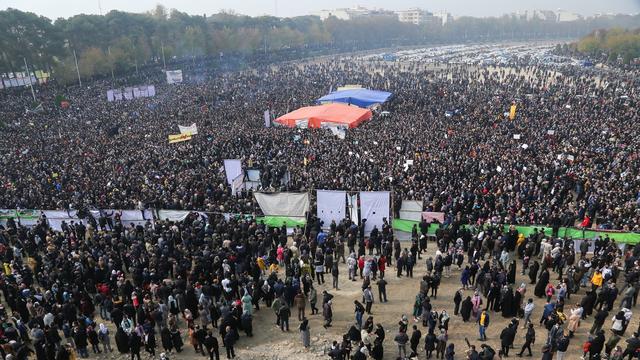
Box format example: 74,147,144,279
317,190,346,228
107,90,115,102
43,210,79,232
254,192,309,218
148,85,156,97
422,212,445,224
264,110,271,128
360,191,390,234
123,87,134,100
231,174,244,196
156,210,207,222
223,159,243,186
166,70,183,84
179,123,198,135
247,169,261,182
348,194,359,224
399,200,423,221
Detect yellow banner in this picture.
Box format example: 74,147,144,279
509,104,517,120
168,133,192,144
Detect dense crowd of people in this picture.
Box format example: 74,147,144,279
0,44,639,360
0,50,639,230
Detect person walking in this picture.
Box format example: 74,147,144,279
516,323,535,356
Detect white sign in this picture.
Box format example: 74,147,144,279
264,110,271,128
178,123,198,135
513,134,521,140
166,70,183,84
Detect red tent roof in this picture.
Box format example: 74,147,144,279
274,103,372,128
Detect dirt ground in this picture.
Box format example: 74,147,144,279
97,239,636,360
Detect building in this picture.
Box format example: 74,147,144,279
396,8,431,25
314,6,383,21
556,9,583,22
432,11,453,26
524,9,557,21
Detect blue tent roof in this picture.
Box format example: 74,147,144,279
317,89,392,108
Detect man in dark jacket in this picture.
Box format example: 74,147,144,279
409,325,422,357
622,333,640,360
499,323,516,357
279,303,290,332
517,323,535,356
129,332,142,360
223,326,237,359
203,330,220,360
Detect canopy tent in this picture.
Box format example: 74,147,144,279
317,88,392,108
274,103,372,129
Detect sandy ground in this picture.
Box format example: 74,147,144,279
91,239,637,360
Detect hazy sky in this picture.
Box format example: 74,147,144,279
3,0,639,20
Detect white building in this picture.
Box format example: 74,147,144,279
432,11,452,26
524,9,557,21
556,9,583,22
396,8,430,25
313,6,373,21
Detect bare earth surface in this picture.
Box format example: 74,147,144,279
92,239,633,360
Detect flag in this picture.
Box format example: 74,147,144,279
168,133,192,144
509,104,517,120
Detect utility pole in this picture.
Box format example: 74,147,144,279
161,41,166,69
23,57,36,102
73,49,82,86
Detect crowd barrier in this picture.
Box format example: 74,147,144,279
1,209,639,244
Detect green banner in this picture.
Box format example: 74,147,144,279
391,219,640,244
256,216,306,228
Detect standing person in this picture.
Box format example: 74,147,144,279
453,289,463,316
129,332,142,360
299,318,310,350
499,323,516,357
323,300,333,329
145,327,157,357
203,331,220,360
309,286,318,315
363,286,374,315
409,325,422,358
556,331,570,360
394,329,409,359
294,291,306,321
478,309,490,341
436,329,448,359
279,302,291,332
376,276,388,303
332,262,339,290
223,326,237,359
98,324,112,353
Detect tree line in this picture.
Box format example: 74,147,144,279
569,28,640,64
1,5,639,83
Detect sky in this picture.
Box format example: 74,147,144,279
2,0,639,20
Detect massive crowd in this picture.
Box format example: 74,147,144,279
0,45,638,360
